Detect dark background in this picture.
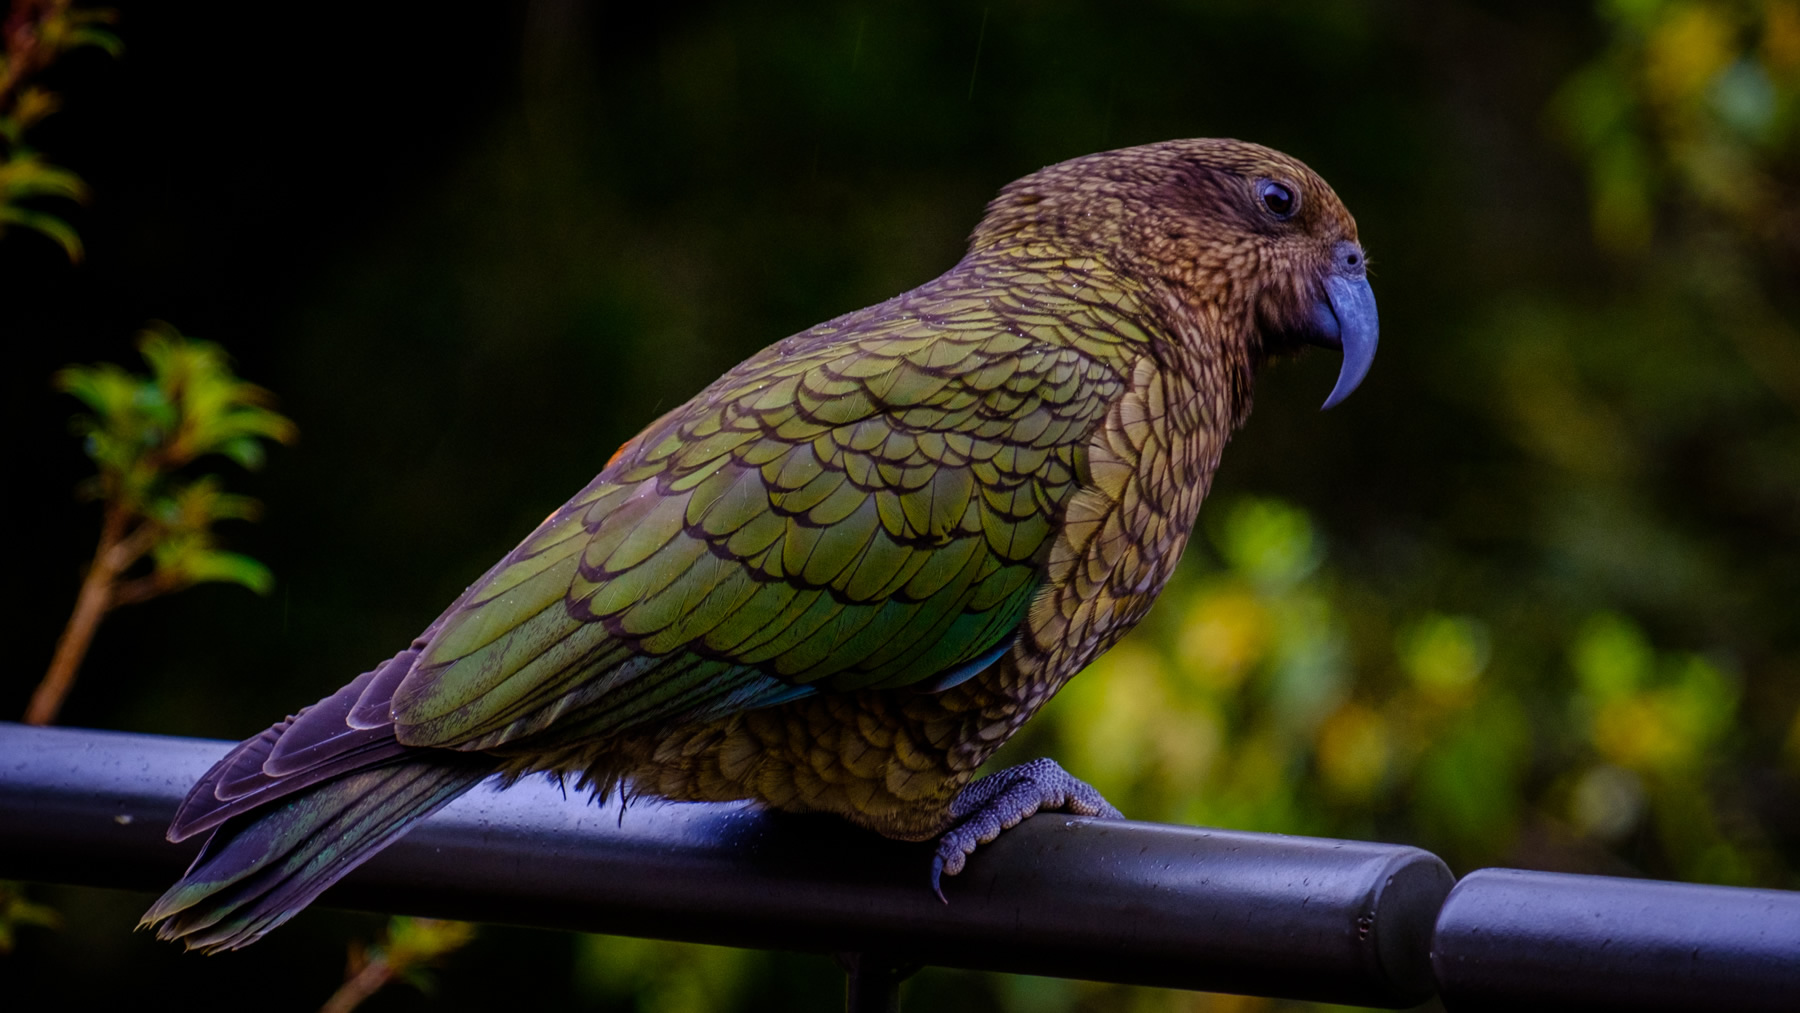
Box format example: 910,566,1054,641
5,1,1795,1010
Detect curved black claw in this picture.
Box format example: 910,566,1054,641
929,757,1123,901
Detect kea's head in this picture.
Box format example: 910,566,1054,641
972,138,1378,411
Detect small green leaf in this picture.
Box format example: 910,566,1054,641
55,363,138,419
177,550,275,595
219,436,266,470
8,87,62,132
65,26,124,59
0,204,85,261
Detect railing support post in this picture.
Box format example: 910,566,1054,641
838,951,919,1013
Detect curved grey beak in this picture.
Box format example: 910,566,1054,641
1308,244,1379,410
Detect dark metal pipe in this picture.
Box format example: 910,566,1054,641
1432,867,1800,1012
0,722,1449,1007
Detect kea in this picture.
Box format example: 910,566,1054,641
144,138,1378,951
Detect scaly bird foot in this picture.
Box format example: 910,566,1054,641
929,757,1123,901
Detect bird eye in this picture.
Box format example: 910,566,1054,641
1257,179,1298,219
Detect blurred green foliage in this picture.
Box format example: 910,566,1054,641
0,0,118,261
0,881,61,954
1556,0,1800,252
319,917,479,1013
575,934,758,1013
57,323,296,599
5,0,1797,1011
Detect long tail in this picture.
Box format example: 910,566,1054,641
142,758,490,952
142,644,495,952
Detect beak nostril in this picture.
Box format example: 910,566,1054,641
1331,241,1367,279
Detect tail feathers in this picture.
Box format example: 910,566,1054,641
168,647,422,842
143,758,492,953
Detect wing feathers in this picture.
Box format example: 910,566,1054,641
381,275,1128,750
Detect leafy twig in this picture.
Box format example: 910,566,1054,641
319,918,478,1013
27,324,296,725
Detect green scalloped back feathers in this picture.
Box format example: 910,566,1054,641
384,252,1161,753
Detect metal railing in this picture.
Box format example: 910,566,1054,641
1,722,1795,1011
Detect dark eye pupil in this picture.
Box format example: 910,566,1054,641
1261,182,1295,217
